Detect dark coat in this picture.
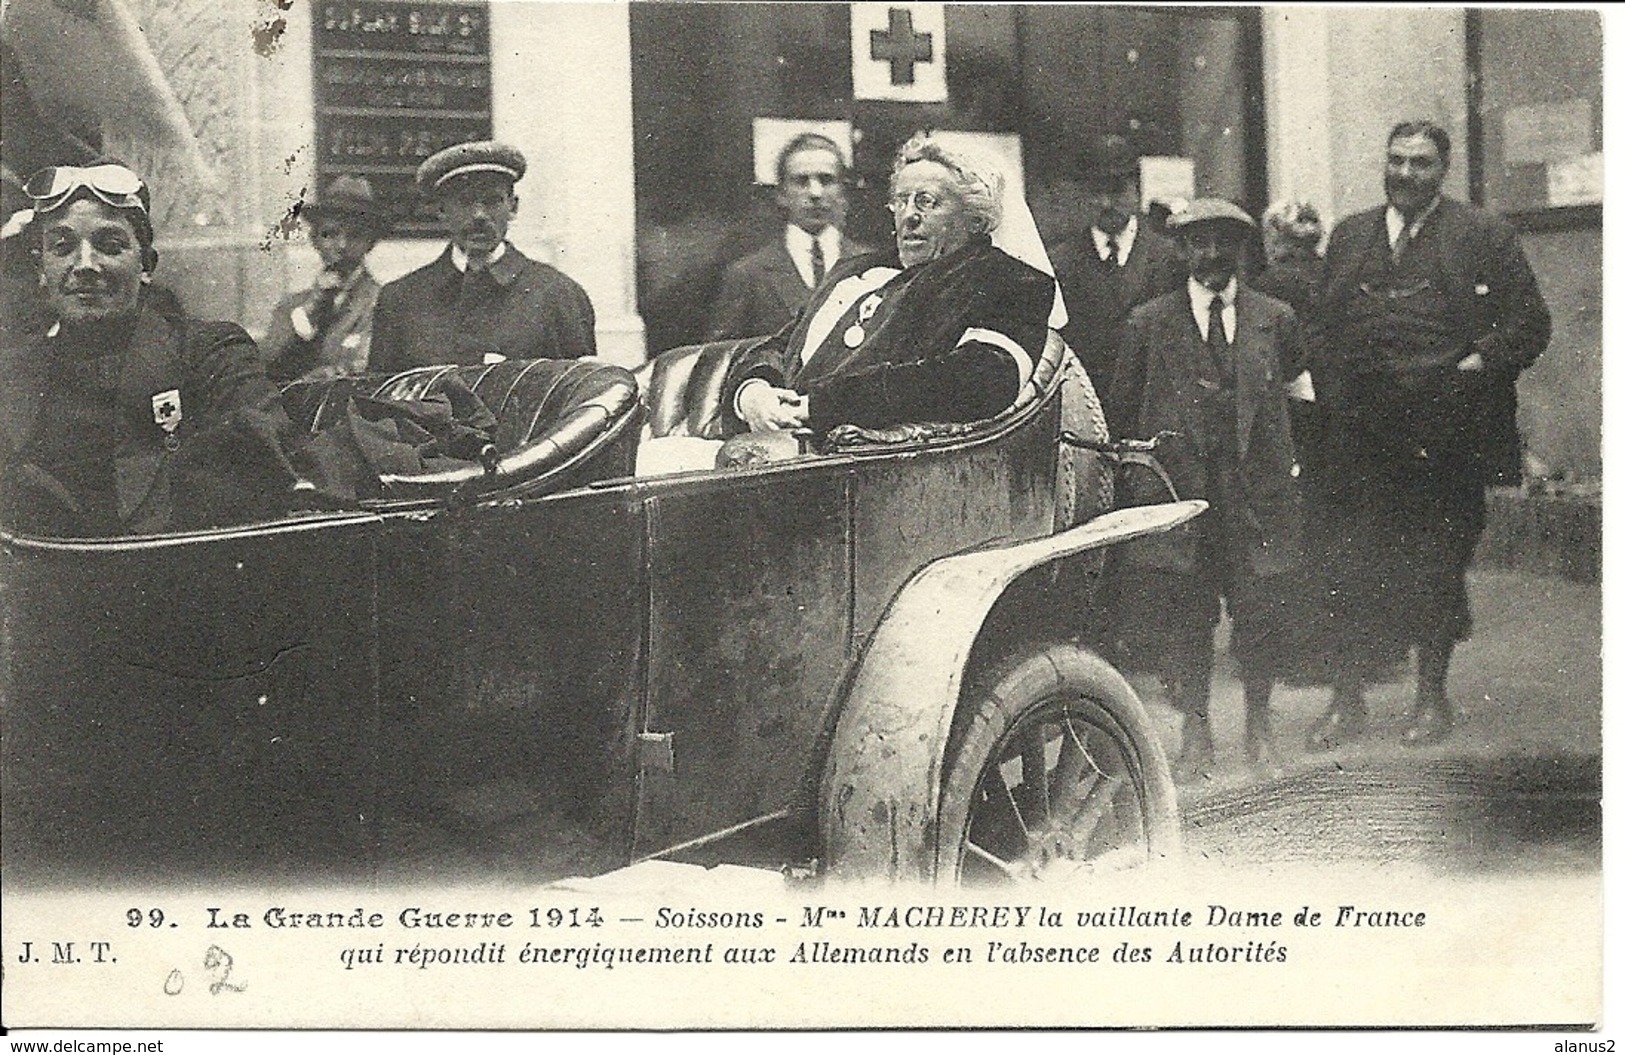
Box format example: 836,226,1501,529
1315,197,1550,485
0,307,299,535
1049,222,1185,423
369,243,596,374
1109,285,1303,577
1251,251,1322,378
262,267,382,381
706,233,869,341
720,238,1054,435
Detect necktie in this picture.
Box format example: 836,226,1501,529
1103,236,1119,267
809,238,826,288
308,287,338,339
1391,222,1412,264
1207,296,1230,383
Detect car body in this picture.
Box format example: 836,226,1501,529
1,336,1198,885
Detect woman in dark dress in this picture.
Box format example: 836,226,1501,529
1252,200,1325,471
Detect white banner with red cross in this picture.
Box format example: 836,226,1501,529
851,3,948,103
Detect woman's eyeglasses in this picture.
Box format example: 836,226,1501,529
887,190,948,216
23,165,149,215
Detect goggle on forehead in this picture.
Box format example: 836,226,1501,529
23,164,149,215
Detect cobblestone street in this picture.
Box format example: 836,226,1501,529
1157,566,1601,874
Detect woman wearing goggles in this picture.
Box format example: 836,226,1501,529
23,164,151,215
1,160,303,537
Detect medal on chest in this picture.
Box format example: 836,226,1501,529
843,293,885,348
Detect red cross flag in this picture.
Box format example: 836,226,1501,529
851,3,948,103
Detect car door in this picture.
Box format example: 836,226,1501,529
402,487,646,856
2,512,385,881
633,460,854,858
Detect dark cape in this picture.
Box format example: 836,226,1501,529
720,237,1055,436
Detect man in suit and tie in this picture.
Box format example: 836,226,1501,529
706,132,868,341
1050,133,1184,428
369,140,596,374
1301,120,1550,750
1109,199,1304,780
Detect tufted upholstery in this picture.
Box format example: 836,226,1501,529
282,358,642,500
634,330,1068,441
632,337,758,441
1022,330,1069,409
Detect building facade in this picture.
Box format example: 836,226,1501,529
0,2,1600,477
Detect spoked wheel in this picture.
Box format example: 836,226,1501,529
938,643,1178,884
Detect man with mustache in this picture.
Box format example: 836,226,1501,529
1303,120,1550,750
368,140,596,374
1108,200,1304,779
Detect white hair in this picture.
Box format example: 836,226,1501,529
889,132,1003,233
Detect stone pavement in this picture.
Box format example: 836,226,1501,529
1144,565,1603,793
1149,566,1602,872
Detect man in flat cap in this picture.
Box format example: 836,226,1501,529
1049,133,1183,426
368,140,596,374
1108,198,1304,781
262,175,387,383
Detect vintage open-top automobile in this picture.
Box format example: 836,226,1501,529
1,332,1200,885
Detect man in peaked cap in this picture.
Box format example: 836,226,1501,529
1049,133,1183,424
262,174,388,382
1108,197,1305,782
368,140,596,374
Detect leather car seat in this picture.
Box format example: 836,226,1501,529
632,337,759,441
281,358,642,500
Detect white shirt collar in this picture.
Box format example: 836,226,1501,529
1090,215,1138,265
1385,196,1441,247
451,241,507,272
785,224,841,288
1187,276,1238,341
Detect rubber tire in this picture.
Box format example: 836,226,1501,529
1055,349,1115,530
935,642,1179,883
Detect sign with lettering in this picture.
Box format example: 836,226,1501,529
313,0,493,235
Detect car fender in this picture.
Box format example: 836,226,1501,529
819,499,1206,882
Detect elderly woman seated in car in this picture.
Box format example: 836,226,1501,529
721,131,1068,438
0,161,304,537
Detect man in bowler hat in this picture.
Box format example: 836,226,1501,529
1049,133,1184,426
262,175,387,382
